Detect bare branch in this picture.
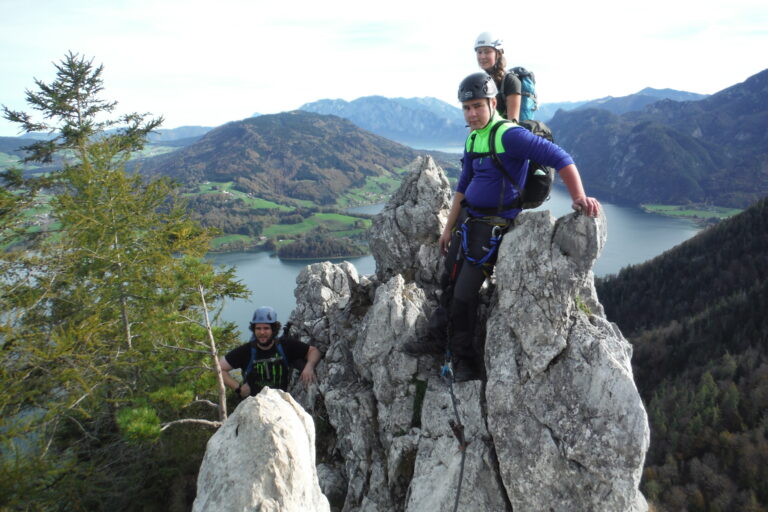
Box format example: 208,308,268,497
199,284,228,422
160,418,222,431
68,388,95,410
187,399,220,410
64,414,99,441
157,343,209,355
175,313,204,326
165,365,210,377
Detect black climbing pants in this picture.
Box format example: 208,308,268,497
442,211,512,361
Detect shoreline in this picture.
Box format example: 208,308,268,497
207,245,372,261
277,253,370,262
640,203,742,227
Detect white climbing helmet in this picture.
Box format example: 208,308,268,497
474,31,504,51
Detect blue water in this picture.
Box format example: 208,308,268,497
211,187,701,340
540,186,700,277
207,252,375,340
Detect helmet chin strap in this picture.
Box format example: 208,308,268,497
484,98,495,128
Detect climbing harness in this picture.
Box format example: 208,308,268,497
460,222,503,267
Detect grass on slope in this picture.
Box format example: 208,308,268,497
642,204,742,221
336,175,402,208
186,181,294,211
262,213,371,238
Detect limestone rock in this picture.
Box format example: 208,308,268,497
368,155,451,286
405,379,509,512
485,210,650,511
195,157,650,512
291,159,648,511
192,388,330,512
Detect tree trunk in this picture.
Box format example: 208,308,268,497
199,284,228,422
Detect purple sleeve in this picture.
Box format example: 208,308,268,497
501,127,574,171
456,149,473,194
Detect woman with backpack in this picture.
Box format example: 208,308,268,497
474,31,522,122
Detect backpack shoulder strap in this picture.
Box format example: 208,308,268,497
242,345,257,382
488,120,514,171
488,120,525,200
276,342,291,369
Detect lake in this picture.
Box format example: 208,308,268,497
210,186,701,340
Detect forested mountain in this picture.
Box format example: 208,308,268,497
595,197,768,511
5,110,461,252
550,68,768,208
137,110,433,205
299,95,467,148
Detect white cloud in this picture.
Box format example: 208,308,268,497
1,0,766,135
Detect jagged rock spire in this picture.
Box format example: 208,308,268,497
193,389,330,512
195,155,649,512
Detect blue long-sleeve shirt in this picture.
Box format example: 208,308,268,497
457,114,574,219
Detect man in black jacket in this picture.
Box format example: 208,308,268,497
220,306,320,398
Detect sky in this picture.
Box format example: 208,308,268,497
1,0,766,137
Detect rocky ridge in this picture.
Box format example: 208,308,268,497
195,156,650,511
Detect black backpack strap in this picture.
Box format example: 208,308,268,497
487,120,508,171
488,121,524,208
463,121,524,215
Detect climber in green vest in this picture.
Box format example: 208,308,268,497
406,72,600,381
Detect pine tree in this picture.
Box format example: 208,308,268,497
1,52,247,510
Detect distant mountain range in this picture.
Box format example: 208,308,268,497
549,69,768,207
0,136,32,158
298,87,708,149
298,96,468,148
535,88,706,122
535,101,588,123
571,87,707,116
0,126,213,164
148,125,211,144
5,72,764,209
